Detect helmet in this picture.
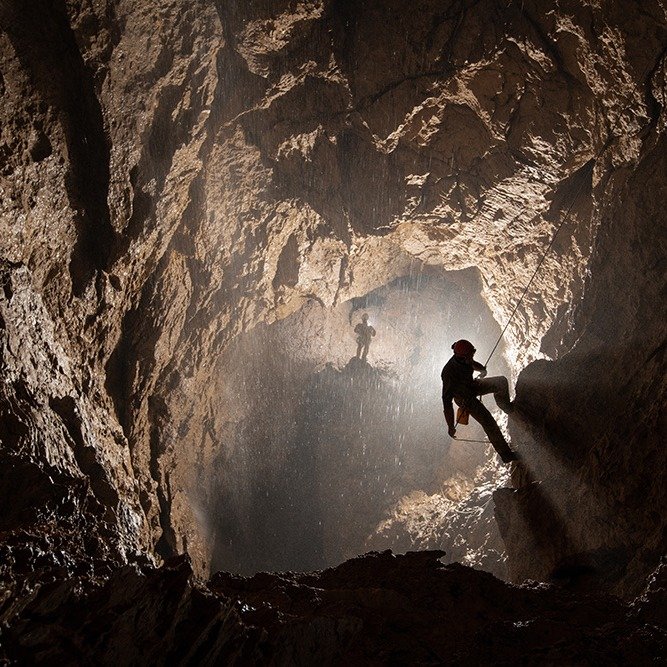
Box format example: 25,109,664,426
452,339,475,357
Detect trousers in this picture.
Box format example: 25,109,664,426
356,339,371,360
457,376,513,461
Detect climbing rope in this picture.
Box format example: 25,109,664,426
452,169,589,432
452,438,491,443
482,172,589,367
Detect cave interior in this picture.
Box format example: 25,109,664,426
0,0,666,662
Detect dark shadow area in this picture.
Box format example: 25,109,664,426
503,337,666,592
496,462,633,593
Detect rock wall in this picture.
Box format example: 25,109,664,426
1,0,225,570
1,0,666,631
496,129,667,597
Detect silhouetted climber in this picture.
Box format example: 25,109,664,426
354,313,376,361
441,339,519,463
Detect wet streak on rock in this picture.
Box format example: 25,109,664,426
0,0,114,295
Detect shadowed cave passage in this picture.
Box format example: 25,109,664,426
201,268,512,575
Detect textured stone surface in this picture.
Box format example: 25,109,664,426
1,0,224,571
495,128,667,597
1,0,667,659
2,550,665,664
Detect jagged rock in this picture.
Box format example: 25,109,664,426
1,551,665,664
1,0,666,660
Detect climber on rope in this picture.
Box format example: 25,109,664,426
441,339,519,464
354,313,376,361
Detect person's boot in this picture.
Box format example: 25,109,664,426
501,449,520,463
497,399,514,414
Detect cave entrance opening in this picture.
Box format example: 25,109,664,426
200,267,513,576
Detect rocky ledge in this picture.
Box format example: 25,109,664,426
2,550,665,664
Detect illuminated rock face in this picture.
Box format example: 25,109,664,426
0,0,666,651
203,270,512,576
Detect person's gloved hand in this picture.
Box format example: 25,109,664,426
478,367,488,379
448,426,457,438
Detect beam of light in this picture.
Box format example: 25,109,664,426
495,407,622,588
199,268,530,575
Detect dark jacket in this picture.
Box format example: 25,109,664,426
441,355,485,403
354,322,375,341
